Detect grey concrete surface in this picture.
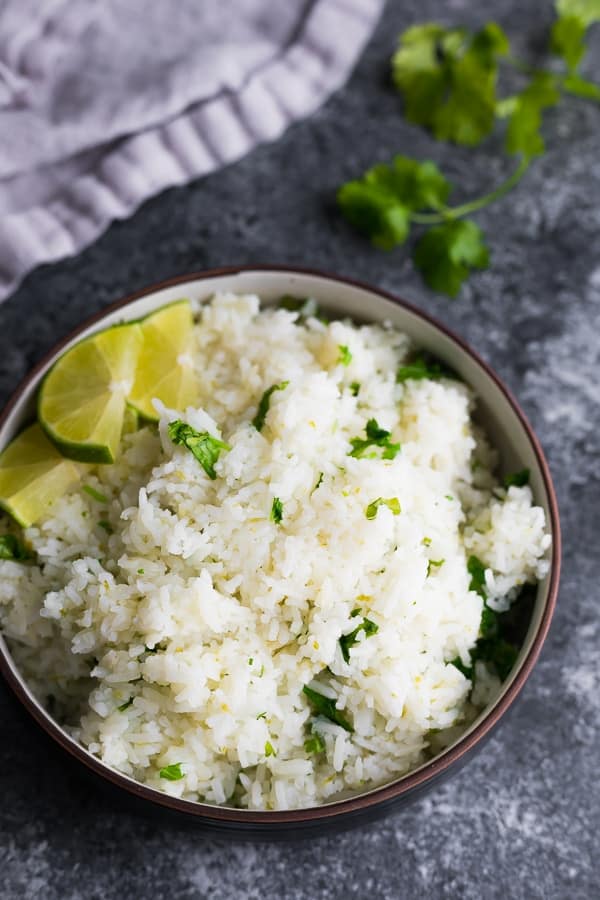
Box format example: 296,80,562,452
0,1,599,897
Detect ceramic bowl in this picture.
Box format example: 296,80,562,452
0,267,560,837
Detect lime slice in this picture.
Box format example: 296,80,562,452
0,423,82,527
39,323,143,463
128,300,198,420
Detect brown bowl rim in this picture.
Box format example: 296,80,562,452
0,265,561,825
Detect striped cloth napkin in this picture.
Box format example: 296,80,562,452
0,0,384,301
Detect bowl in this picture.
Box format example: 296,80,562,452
0,266,560,837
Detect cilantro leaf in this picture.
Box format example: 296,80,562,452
304,733,326,754
365,497,401,520
556,0,600,28
503,468,530,488
337,156,451,250
551,14,587,69
252,382,289,431
413,219,489,297
349,418,401,460
339,614,379,663
0,534,33,561
337,345,352,366
270,497,283,524
392,22,510,146
302,685,353,731
159,763,184,781
505,73,560,158
349,381,360,396
475,635,519,680
264,741,277,757
168,420,230,479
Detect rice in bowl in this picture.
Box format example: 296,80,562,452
0,292,551,810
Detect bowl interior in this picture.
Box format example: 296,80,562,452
0,268,558,821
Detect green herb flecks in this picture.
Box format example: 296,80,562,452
302,685,354,732
118,697,134,712
82,484,108,503
304,733,326,754
264,741,277,757
350,381,361,396
339,613,379,663
159,763,184,781
467,555,487,598
397,353,456,382
0,534,33,561
503,468,530,488
426,558,445,576
252,382,290,432
312,472,324,494
270,497,283,524
168,420,230,480
349,418,401,460
97,520,113,534
337,345,352,366
365,497,401,520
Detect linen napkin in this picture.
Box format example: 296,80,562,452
0,0,384,301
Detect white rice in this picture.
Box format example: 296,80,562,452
0,293,551,810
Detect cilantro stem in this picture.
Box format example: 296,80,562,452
409,158,530,225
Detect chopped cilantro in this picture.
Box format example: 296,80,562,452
503,468,530,488
304,733,326,754
118,698,133,712
252,382,289,432
337,345,352,366
426,558,445,576
264,740,277,757
270,497,283,524
82,485,108,503
476,636,519,680
349,418,400,460
450,656,473,679
422,536,432,547
97,520,113,534
257,712,267,720
0,534,32,561
467,555,487,598
365,497,401,519
480,605,498,638
278,296,320,320
350,381,361,396
168,420,230,479
397,353,457,382
312,472,324,494
137,568,145,575
159,763,184,781
339,615,379,663
302,685,353,732
248,657,254,666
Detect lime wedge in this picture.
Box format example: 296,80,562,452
39,323,143,463
0,423,82,527
128,300,198,420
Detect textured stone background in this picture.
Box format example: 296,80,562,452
1,1,599,897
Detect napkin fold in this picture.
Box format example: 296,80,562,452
0,0,384,300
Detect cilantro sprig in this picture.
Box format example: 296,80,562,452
337,3,600,297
